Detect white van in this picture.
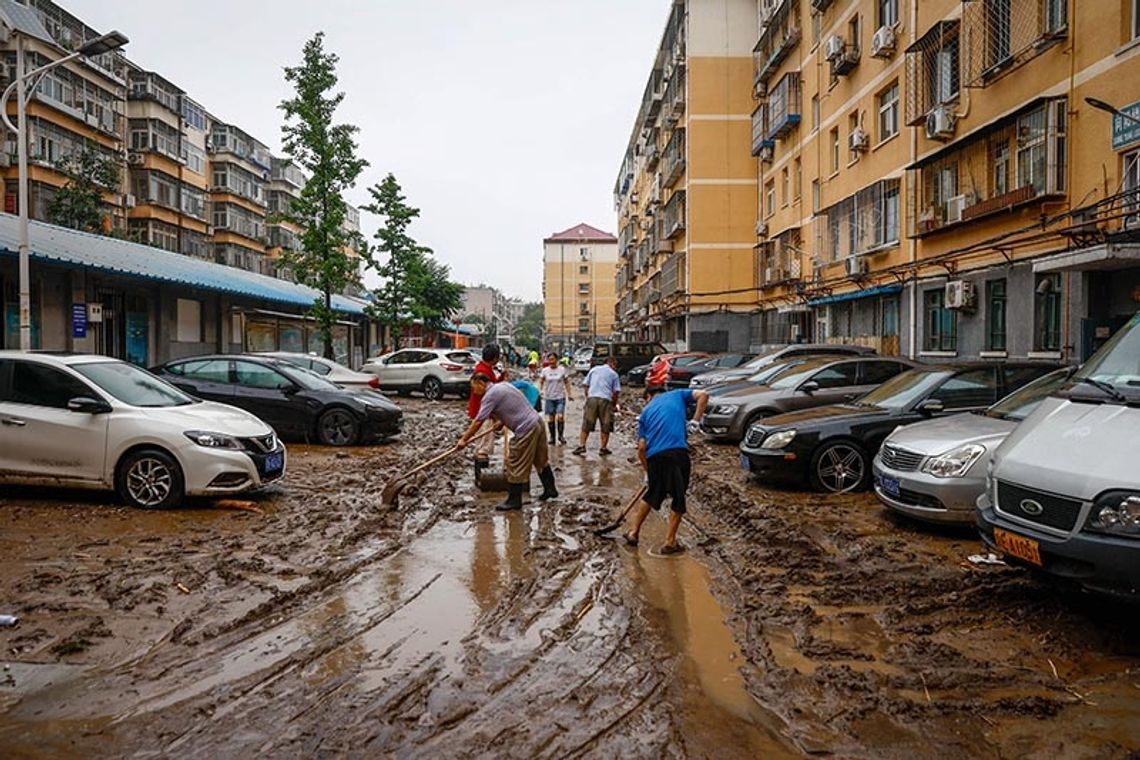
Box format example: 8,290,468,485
977,312,1140,597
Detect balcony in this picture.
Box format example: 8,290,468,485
662,129,686,188
753,0,801,86
663,65,686,125
766,72,801,141
661,252,685,296
962,0,1068,88
751,105,776,157
660,191,686,240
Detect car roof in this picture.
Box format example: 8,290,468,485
909,360,1061,373
0,351,125,367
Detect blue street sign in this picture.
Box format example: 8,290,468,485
72,303,87,339
1112,100,1140,151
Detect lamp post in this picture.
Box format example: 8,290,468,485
1085,96,1140,126
0,30,128,350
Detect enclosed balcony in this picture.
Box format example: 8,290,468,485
753,0,801,86
662,128,686,188
751,105,775,158
660,191,686,240
766,72,801,141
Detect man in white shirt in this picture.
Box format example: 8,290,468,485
538,352,572,445
574,356,621,456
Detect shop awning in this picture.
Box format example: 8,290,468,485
0,213,367,315
1033,243,1140,273
807,284,902,307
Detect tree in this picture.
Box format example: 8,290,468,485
279,32,368,359
409,255,464,332
47,149,118,233
513,302,545,348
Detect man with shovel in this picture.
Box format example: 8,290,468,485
458,373,558,510
468,343,507,471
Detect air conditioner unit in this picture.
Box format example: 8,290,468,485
204,136,214,150
85,112,100,128
753,80,765,99
127,152,145,165
756,220,769,237
945,194,967,224
848,127,870,152
640,218,653,231
945,280,977,310
844,256,867,277
824,35,846,61
871,25,896,58
124,193,136,208
925,105,956,141
759,144,774,162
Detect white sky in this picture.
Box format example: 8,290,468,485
65,0,669,302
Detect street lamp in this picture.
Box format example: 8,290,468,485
1085,96,1140,127
0,30,128,350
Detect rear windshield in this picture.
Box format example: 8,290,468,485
857,369,950,410
75,361,196,407
446,352,476,364
1070,312,1140,402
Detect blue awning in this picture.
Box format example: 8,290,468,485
0,213,366,315
807,283,902,307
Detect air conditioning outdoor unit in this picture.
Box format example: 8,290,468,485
755,220,768,237
925,105,956,141
849,127,870,152
871,25,896,58
945,280,977,310
759,144,774,162
945,194,967,224
824,35,846,61
764,266,774,282
127,152,144,165
124,193,136,208
844,256,867,277
753,80,765,99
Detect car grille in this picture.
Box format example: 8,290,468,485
744,427,766,447
996,481,1083,532
879,444,924,472
896,488,945,510
240,433,278,454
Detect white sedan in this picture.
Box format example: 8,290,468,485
0,352,285,509
258,351,383,392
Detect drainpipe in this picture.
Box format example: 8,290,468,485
1062,0,1079,363
907,0,919,360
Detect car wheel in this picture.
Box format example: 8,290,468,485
422,376,444,400
317,408,360,446
116,449,184,509
809,440,868,494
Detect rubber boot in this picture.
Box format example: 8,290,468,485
547,420,557,445
538,466,559,501
496,483,524,511
557,420,566,445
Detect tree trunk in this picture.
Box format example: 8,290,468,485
323,288,334,360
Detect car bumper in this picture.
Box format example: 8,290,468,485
182,443,286,496
977,494,1140,598
872,460,982,525
739,447,809,485
700,413,745,442
362,409,403,439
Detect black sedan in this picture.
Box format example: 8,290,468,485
667,353,755,389
625,363,651,387
739,362,1060,493
152,355,402,446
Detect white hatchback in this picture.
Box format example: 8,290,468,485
0,352,286,509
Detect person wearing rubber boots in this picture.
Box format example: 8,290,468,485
458,373,558,510
539,352,572,444
468,343,507,471
622,385,709,555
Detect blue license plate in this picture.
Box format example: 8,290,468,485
265,451,284,473
740,453,751,472
878,474,900,497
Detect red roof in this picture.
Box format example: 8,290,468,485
544,223,617,243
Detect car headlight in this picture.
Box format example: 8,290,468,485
702,374,723,385
712,404,739,416
760,430,796,449
921,444,986,478
1086,491,1140,537
184,430,242,449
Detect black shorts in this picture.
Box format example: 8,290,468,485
645,448,691,514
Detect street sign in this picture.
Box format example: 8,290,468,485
1112,100,1140,151
71,303,87,339
87,303,103,323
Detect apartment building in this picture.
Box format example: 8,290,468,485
613,0,760,353
543,222,618,350
750,0,1140,362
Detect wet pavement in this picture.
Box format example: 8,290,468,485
1,393,1139,757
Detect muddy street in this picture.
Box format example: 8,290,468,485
1,394,1139,758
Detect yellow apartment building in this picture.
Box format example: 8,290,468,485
753,0,1140,361
543,222,618,350
613,0,760,352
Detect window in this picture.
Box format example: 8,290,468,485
765,179,776,217
234,361,293,390
176,359,230,383
579,247,590,261
986,0,1012,70
811,94,820,131
848,112,860,163
1017,106,1046,194
809,363,859,389
812,179,821,212
933,369,997,409
578,265,589,275
924,288,957,351
1044,0,1066,34
1034,273,1062,351
882,297,900,336
879,0,898,27
578,318,590,333
812,10,821,45
992,140,1010,197
879,182,900,245
780,168,789,206
986,279,1007,351
176,298,202,343
877,81,899,142
580,301,590,315
1125,150,1140,223
5,362,92,408
830,128,840,174
578,283,590,294
793,158,802,200
848,15,861,55
861,360,905,385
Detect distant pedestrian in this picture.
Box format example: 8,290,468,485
458,374,558,510
622,386,709,554
539,352,572,444
468,343,507,468
574,356,621,456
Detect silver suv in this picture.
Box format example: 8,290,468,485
362,348,476,400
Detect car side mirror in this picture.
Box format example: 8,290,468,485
843,392,858,402
916,398,944,416
67,396,112,414
281,384,301,395
800,380,820,394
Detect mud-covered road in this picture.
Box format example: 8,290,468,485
1,393,1139,758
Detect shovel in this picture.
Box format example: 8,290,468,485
476,431,511,493
593,484,649,537
381,428,495,508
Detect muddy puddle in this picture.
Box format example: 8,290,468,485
2,394,1139,757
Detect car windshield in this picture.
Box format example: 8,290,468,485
740,347,785,370
276,363,342,392
767,359,835,390
985,368,1072,421
747,359,807,385
856,369,950,410
673,355,707,367
1069,312,1140,401
75,361,196,407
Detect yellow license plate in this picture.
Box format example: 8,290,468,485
994,528,1043,567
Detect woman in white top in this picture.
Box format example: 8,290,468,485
538,352,573,444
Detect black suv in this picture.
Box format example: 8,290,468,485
590,341,668,375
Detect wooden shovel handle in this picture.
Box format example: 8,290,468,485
401,427,496,479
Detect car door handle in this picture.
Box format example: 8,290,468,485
1,417,26,427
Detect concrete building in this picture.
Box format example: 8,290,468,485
613,0,760,352
542,222,618,350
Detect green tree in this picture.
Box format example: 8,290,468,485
409,255,464,332
279,32,368,358
364,174,423,347
513,302,545,347
47,149,118,233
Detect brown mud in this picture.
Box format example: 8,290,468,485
0,393,1138,758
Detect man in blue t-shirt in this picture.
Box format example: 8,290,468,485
623,386,709,554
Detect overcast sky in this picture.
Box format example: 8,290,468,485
65,0,668,302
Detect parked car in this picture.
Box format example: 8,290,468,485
0,352,285,509
573,346,594,373
703,357,815,397
152,354,401,446
669,353,754,389
647,352,711,388
978,314,1140,598
873,368,1073,524
626,363,651,387
361,347,476,399
739,361,1060,494
259,352,382,392
700,356,914,442
690,343,877,388
590,341,668,375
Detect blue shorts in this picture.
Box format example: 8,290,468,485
543,398,567,415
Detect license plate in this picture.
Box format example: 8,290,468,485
264,451,284,473
464,368,473,375
878,474,900,497
993,527,1042,567
740,453,751,472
